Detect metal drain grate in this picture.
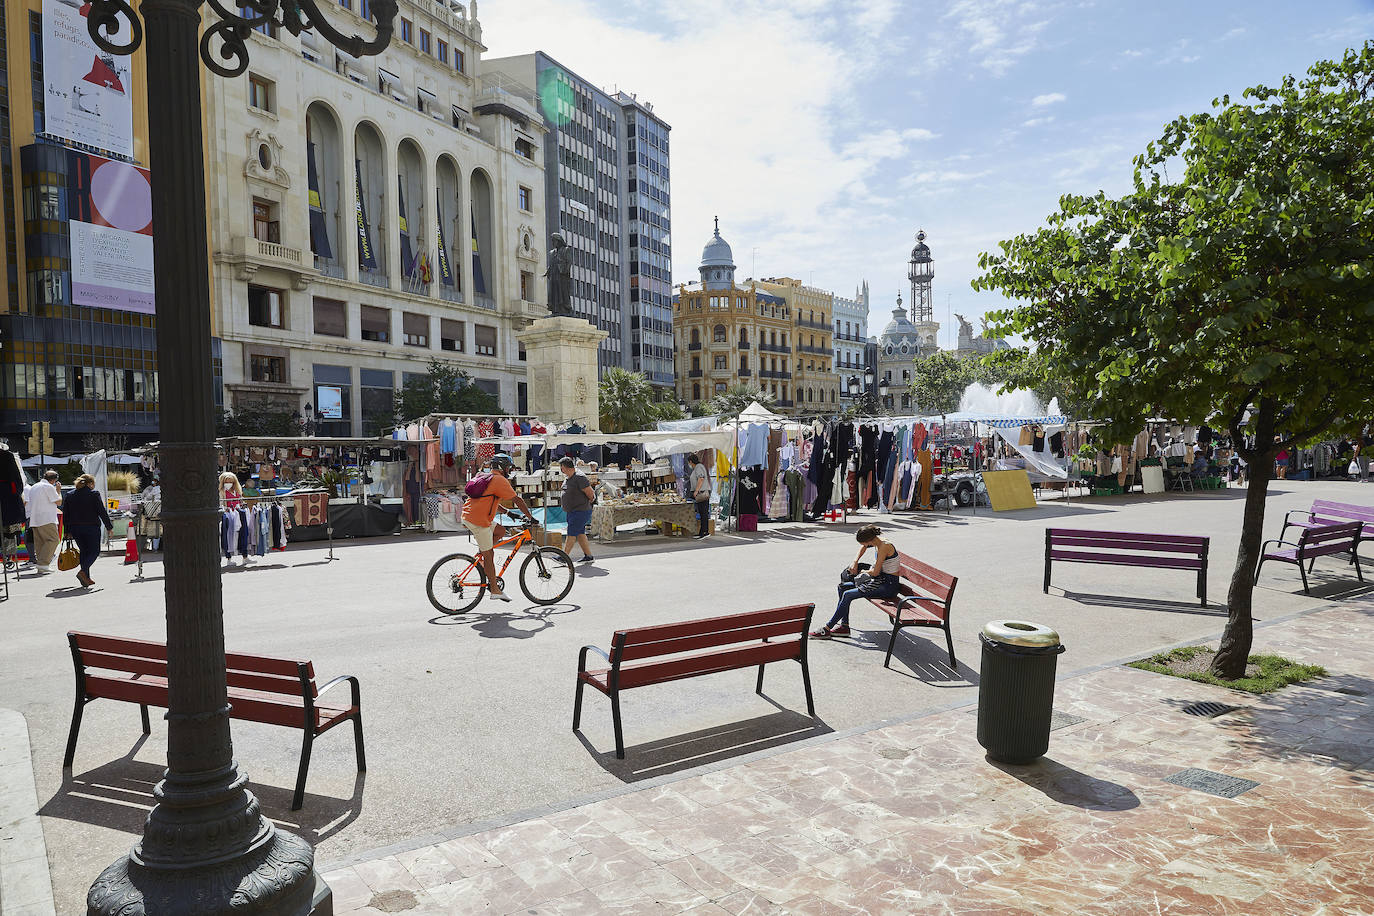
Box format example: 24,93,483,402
1180,701,1239,718
1049,711,1086,731
1163,767,1259,798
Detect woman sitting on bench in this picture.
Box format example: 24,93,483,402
812,525,901,638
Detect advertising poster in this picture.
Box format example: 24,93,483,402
67,150,155,313
317,385,344,419
42,0,135,157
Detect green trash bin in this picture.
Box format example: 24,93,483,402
977,620,1066,764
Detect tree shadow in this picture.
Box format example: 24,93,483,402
1053,589,1228,616
576,709,832,783
987,756,1141,811
39,738,365,842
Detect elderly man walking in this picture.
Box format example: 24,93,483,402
23,470,63,573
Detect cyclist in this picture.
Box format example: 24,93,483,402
461,454,534,602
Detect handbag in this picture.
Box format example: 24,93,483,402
57,539,80,571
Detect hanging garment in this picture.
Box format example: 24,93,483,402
463,420,477,463
476,420,496,464
784,469,805,522
769,473,790,520
917,449,934,509
739,423,769,469
737,468,765,516
440,418,458,455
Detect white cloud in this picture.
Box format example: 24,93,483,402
941,0,1052,76
1031,92,1066,107
1120,48,1144,58
1022,116,1055,127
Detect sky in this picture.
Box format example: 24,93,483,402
481,0,1374,348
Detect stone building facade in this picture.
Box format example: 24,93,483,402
755,277,840,412
832,280,870,405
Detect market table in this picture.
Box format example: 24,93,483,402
590,501,697,542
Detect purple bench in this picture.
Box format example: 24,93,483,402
1257,521,1363,594
1044,529,1210,606
1281,500,1374,560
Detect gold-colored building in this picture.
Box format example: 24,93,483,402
673,222,800,410
755,277,839,411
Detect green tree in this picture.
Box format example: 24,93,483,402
217,401,302,437
706,383,778,417
598,367,683,433
393,359,500,423
910,351,976,414
974,44,1374,678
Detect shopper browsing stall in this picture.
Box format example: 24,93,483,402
558,457,596,564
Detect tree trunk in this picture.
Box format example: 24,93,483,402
1212,402,1277,679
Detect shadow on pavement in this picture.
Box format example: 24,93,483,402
837,627,978,686
1055,589,1229,616
40,741,366,843
577,709,832,783
427,603,581,638
987,755,1141,811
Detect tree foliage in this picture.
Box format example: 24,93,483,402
217,401,302,437
706,383,778,417
597,367,682,433
974,43,1374,677
393,359,500,424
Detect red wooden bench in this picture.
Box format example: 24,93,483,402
1257,521,1363,594
65,632,364,810
573,604,816,759
863,552,959,670
1281,500,1374,560
1044,529,1210,606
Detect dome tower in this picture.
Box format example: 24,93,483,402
699,216,736,291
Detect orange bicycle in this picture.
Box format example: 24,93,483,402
425,519,575,613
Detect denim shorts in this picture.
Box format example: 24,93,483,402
565,509,593,537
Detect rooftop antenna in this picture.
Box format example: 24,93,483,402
751,247,757,279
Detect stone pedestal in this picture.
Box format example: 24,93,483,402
517,316,608,430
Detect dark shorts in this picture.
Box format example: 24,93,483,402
565,509,593,537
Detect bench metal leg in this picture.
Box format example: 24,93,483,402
610,691,625,760
293,730,314,811
944,624,957,670
63,699,85,769
1299,560,1310,595
139,704,151,734
883,621,902,669
572,679,586,731
798,656,816,717
353,710,367,772
1354,552,1364,583
755,664,765,694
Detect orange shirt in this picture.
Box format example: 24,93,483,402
460,473,516,527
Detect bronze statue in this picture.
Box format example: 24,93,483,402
545,232,573,317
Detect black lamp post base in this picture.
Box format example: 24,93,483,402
87,829,331,916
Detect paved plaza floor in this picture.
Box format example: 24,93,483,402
2,479,1371,912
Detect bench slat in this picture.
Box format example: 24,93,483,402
1047,535,1206,554
614,605,810,647
1047,529,1208,548
71,631,308,679
1049,549,1203,570
616,618,810,662
592,640,803,690
1310,500,1374,523
79,652,306,697
83,675,351,731
894,553,956,600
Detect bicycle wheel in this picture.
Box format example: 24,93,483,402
519,546,575,605
426,553,486,614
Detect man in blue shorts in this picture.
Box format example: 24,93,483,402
558,457,596,563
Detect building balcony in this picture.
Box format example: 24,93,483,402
688,369,703,378
738,341,750,349
222,236,313,290
359,268,390,290
474,73,540,123
798,344,829,355
776,399,795,408
738,369,751,377
474,294,496,311
437,285,464,304
796,317,829,331
688,341,701,350
759,342,789,354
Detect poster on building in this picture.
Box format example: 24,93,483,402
67,150,155,313
316,385,344,419
42,0,135,157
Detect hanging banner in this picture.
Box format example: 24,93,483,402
435,190,454,288
307,141,332,260
355,160,377,270
42,0,134,157
471,214,486,295
66,150,154,313
397,175,414,277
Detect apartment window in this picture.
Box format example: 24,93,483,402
402,312,429,347
515,138,533,160
519,271,533,301
359,0,369,18
474,324,497,357
250,354,286,383
436,39,448,63
440,319,464,352
454,49,465,73
714,383,726,394
518,185,531,211
419,29,431,53
713,324,726,343
713,354,726,370
360,305,391,342
338,0,351,9
247,284,284,328
692,383,701,400
252,198,280,243
239,6,277,36
691,356,700,371
312,297,347,337
400,17,412,43
248,74,274,112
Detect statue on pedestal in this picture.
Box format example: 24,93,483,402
545,232,574,318
954,313,974,343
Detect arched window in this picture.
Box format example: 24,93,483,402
713,324,726,343
690,328,700,345
692,383,701,400
831,389,836,403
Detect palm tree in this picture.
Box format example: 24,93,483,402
598,368,683,433
706,383,777,417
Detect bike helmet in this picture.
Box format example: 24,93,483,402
489,453,514,471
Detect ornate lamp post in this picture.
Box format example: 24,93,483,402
83,0,394,913
845,370,887,415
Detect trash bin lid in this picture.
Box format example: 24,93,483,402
982,620,1061,648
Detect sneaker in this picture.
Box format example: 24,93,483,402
579,556,595,564
809,627,832,639
829,625,852,637
693,533,709,540
488,590,512,602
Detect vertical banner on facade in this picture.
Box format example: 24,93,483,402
307,141,332,260
66,150,154,313
471,214,486,295
397,175,414,277
355,160,377,270
436,191,454,288
42,0,135,157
